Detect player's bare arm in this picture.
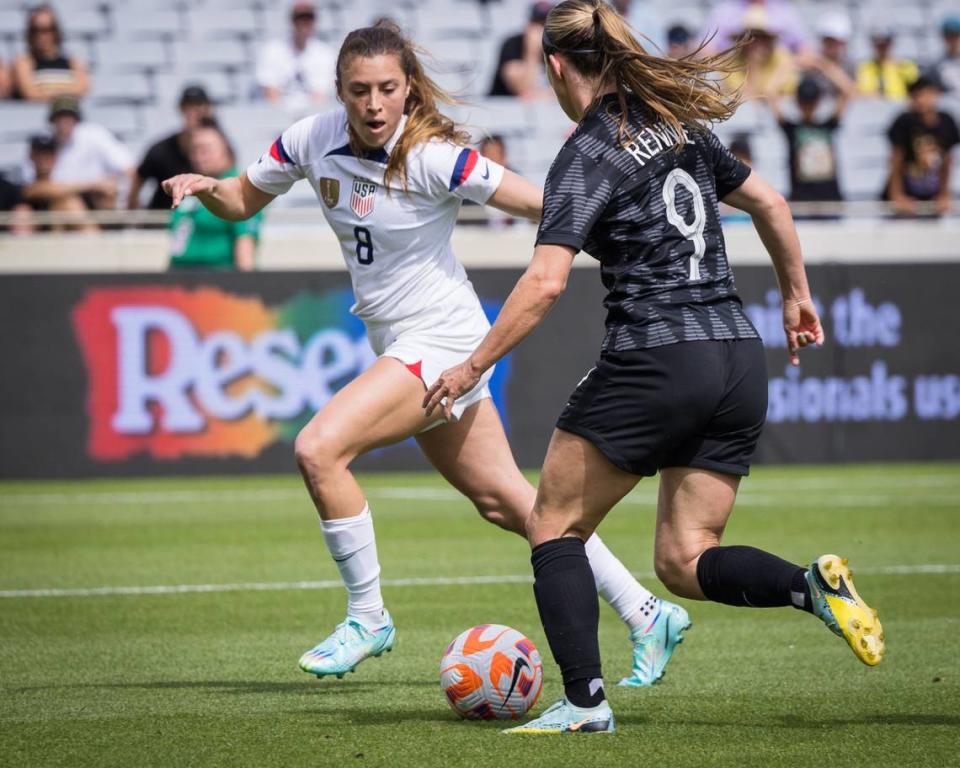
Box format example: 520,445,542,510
722,173,824,364
424,243,575,419
162,172,275,221
486,168,543,221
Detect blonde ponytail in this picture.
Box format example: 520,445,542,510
544,0,742,144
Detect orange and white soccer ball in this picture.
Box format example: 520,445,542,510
439,624,544,720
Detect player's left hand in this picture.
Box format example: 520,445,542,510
423,361,482,420
783,297,825,366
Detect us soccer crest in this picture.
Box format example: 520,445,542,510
319,177,339,209
350,178,377,219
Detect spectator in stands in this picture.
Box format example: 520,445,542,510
479,134,509,168
767,73,852,204
884,75,959,216
0,58,11,99
255,1,336,114
128,85,213,211
0,171,31,234
721,134,753,223
807,11,856,98
931,15,960,94
608,0,665,51
665,24,694,59
857,26,918,100
724,6,796,100
465,134,515,230
21,134,101,231
11,5,89,102
489,1,553,99
703,0,808,54
21,96,134,211
168,119,260,270
729,134,753,166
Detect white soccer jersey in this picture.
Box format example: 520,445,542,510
246,109,505,324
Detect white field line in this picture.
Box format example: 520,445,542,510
1,485,958,508
1,564,958,600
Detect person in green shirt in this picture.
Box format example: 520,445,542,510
169,119,260,270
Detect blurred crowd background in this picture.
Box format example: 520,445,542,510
0,0,958,266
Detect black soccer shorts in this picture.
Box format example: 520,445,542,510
555,339,768,477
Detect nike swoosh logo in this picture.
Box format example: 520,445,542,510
481,163,490,180
498,657,531,711
567,716,609,732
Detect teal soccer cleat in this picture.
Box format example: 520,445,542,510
503,699,615,734
299,616,396,679
618,599,691,687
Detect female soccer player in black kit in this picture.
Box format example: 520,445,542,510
426,0,885,734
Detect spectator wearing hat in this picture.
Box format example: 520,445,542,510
767,71,852,204
168,119,261,271
799,11,857,99
489,2,553,99
21,96,134,211
723,6,796,100
703,0,808,54
128,85,214,211
21,134,107,230
884,75,959,216
665,24,694,59
255,1,336,114
11,4,89,102
857,26,919,100
931,16,960,94
609,0,665,52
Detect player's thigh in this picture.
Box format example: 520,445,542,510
416,398,535,526
654,466,739,571
529,428,641,546
296,356,435,463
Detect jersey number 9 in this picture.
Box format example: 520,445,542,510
662,169,706,281
354,226,374,265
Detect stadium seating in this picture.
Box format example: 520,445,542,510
1,0,959,202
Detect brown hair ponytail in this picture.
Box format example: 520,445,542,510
336,21,471,190
543,0,742,144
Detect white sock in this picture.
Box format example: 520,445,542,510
319,504,387,630
584,533,660,632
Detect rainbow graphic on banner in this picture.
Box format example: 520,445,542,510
72,285,510,462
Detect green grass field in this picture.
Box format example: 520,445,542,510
1,464,958,768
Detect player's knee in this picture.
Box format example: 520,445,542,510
465,490,525,535
654,545,700,597
293,422,346,479
524,504,577,545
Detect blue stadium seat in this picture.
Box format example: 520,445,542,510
113,7,185,39
94,38,170,74
88,71,154,106
0,102,48,142
0,139,26,178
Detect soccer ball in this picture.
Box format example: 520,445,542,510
439,624,543,720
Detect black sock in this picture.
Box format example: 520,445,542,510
696,545,812,612
531,537,605,708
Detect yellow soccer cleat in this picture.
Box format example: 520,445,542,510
806,554,885,666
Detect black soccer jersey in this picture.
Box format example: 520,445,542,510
537,93,760,352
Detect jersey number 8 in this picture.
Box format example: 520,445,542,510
354,226,374,265
662,169,706,281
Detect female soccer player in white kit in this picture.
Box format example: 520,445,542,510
162,21,689,684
